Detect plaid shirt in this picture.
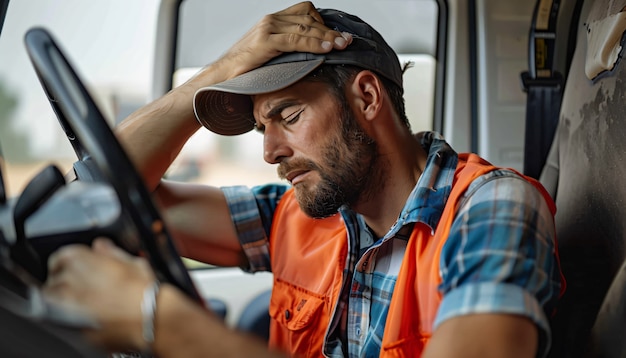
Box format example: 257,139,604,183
222,131,561,357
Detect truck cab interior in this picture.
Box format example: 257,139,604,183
0,0,625,356
541,0,626,356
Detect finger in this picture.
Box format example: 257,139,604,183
266,18,352,52
92,238,134,262
42,269,69,293
266,31,350,54
273,1,322,23
273,14,336,35
309,9,324,24
47,244,89,276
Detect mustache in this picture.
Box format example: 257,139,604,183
277,158,319,180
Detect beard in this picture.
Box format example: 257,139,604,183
277,102,382,218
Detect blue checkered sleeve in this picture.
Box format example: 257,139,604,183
436,169,561,357
221,184,290,272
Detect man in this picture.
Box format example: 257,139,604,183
43,2,564,357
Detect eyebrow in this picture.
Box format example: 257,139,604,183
265,100,300,119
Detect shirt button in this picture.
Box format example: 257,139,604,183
285,309,291,320
356,328,361,336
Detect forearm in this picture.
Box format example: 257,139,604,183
115,60,232,191
154,284,283,358
422,314,538,358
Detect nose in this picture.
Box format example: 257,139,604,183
263,124,292,164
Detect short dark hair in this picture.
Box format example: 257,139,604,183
304,64,411,129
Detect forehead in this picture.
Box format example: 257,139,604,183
252,80,333,117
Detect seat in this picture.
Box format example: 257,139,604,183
206,298,228,321
236,289,272,342
540,0,626,356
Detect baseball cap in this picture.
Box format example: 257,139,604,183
193,8,403,136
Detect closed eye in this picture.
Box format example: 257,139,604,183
284,108,304,125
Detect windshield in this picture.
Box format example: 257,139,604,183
0,0,159,197
0,0,441,196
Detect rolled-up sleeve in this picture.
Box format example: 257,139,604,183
435,170,561,357
222,184,289,272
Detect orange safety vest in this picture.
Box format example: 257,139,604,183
267,153,559,357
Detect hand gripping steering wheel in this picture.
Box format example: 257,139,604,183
24,27,203,304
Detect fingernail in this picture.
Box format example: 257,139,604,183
341,32,352,41
321,41,332,50
334,36,346,47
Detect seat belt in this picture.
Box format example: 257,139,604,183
521,0,564,179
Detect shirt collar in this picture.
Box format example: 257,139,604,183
389,131,459,235
340,131,459,240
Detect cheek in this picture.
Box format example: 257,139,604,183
294,120,335,153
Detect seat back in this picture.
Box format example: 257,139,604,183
541,0,626,356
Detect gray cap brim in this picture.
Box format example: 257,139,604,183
193,59,324,136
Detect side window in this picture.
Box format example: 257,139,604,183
475,0,535,170
169,0,441,185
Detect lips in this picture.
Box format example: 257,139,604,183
286,170,309,185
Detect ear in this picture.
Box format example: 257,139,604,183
348,70,383,122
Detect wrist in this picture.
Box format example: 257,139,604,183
185,56,248,92
141,280,160,353
151,283,209,357
151,283,183,356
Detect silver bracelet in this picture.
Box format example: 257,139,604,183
141,280,160,350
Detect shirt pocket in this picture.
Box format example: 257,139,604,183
269,279,327,356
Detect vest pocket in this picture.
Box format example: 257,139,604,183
269,279,327,355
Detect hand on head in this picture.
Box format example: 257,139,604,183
43,238,155,353
212,1,352,80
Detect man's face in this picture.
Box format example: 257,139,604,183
253,81,379,218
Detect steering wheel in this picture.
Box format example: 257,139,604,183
23,27,203,304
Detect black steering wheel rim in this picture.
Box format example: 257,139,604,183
23,27,202,303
